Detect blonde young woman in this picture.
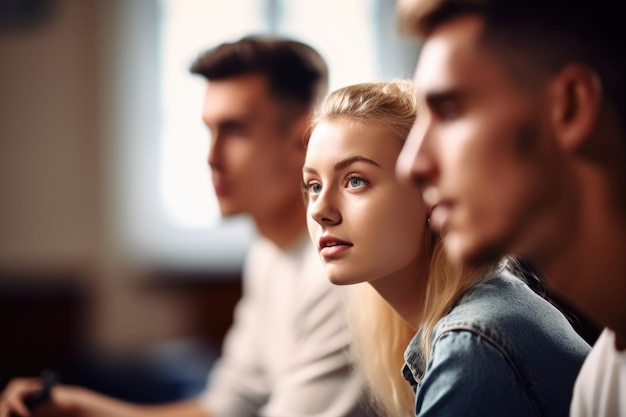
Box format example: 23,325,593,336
302,80,591,417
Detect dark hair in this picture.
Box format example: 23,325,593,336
190,34,328,114
398,0,626,134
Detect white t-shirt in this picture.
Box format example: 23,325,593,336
199,232,368,417
570,328,626,417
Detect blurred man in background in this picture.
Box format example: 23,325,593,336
0,35,369,417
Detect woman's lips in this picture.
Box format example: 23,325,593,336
319,237,353,259
320,243,352,258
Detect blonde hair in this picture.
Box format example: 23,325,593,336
311,79,419,146
313,80,499,417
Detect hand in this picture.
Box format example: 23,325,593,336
0,377,43,417
0,378,81,417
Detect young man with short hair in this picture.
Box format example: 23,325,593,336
395,1,625,415
0,35,369,417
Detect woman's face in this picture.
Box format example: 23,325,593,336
304,120,429,285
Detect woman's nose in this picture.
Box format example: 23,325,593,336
310,191,341,226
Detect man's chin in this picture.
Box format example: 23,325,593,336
444,233,506,268
217,204,243,218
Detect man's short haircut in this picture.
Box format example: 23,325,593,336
190,34,328,114
398,0,626,133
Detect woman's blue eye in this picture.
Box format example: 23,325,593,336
310,183,322,194
348,177,365,188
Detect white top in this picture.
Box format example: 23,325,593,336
198,232,368,417
570,328,626,417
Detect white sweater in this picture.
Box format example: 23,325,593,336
199,232,368,417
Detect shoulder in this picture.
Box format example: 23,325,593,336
419,273,590,417
434,270,589,362
438,271,562,335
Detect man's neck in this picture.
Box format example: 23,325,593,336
254,202,308,250
540,199,626,342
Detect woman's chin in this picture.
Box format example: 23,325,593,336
328,276,349,286
326,271,364,286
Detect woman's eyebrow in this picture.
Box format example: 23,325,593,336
303,155,382,176
334,155,382,170
302,166,318,175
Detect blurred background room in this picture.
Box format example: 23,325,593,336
0,0,420,404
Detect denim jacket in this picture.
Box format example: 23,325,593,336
402,270,590,417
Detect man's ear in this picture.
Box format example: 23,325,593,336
549,64,601,152
287,112,311,152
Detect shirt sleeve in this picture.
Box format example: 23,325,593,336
415,329,538,417
197,249,270,417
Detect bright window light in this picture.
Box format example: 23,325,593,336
160,0,267,229
159,0,380,230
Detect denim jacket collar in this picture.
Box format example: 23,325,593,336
402,328,425,389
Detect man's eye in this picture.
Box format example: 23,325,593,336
436,100,461,120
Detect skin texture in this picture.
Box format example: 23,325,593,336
396,14,626,338
304,119,429,327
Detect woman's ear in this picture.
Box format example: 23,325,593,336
548,64,601,152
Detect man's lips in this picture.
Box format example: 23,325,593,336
318,236,353,258
212,177,229,197
430,202,452,232
422,187,439,208
422,187,453,232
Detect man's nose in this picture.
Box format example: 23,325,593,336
207,135,220,168
396,118,436,191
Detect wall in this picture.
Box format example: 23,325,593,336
0,0,224,363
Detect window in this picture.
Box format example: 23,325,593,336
109,0,419,269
